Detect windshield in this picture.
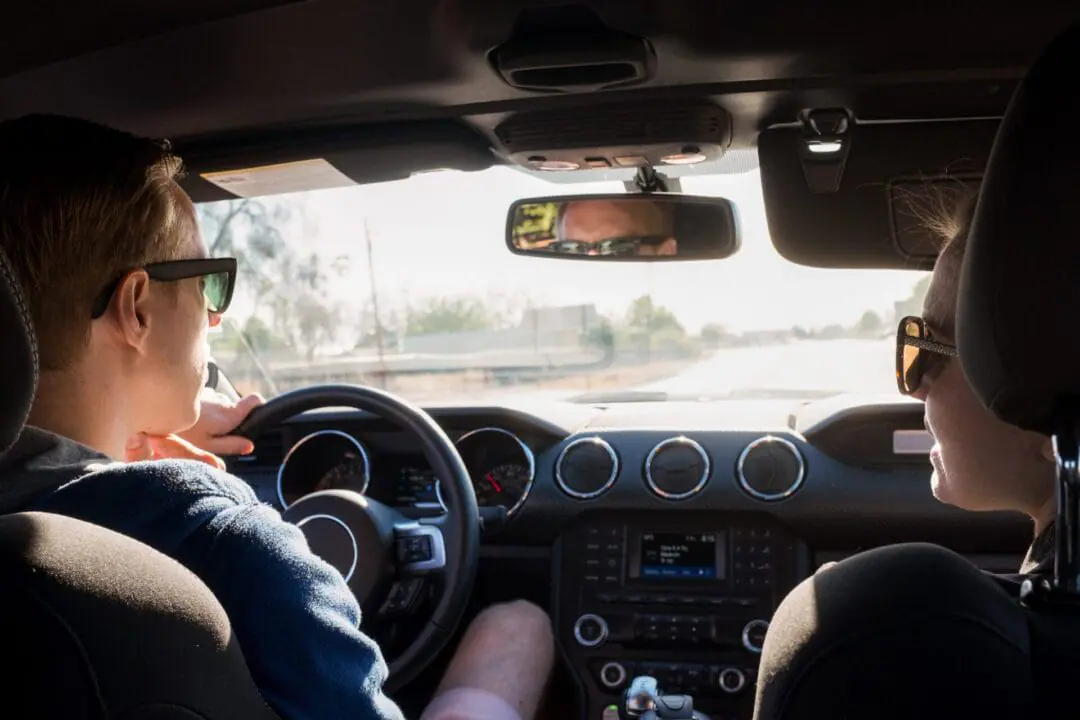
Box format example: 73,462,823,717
200,166,929,404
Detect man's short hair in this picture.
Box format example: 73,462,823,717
0,115,188,369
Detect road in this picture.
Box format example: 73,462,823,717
635,338,896,397
484,338,897,403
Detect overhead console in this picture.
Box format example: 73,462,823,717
553,511,810,720
494,100,732,174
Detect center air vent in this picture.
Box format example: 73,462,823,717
644,437,711,500
556,437,619,499
736,436,806,501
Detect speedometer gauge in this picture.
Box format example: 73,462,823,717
454,428,536,518
475,462,532,511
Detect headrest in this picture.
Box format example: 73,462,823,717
0,247,37,454
957,22,1080,436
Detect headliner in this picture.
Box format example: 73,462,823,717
1,1,1072,146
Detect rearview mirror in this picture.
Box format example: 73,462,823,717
506,194,739,261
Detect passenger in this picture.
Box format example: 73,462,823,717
553,198,679,256
0,114,554,720
898,191,1056,573
751,191,1054,719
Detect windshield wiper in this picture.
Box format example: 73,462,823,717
567,390,673,404
566,388,843,404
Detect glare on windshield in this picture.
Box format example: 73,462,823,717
200,166,929,403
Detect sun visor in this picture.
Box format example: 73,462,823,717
177,120,495,203
759,119,1000,270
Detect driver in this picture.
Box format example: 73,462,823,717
553,198,679,256
0,114,554,720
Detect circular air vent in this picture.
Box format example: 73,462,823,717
556,437,619,499
736,436,806,501
644,437,710,500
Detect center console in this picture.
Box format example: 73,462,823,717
553,512,810,720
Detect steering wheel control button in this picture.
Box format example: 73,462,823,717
599,661,628,690
574,613,609,647
397,534,433,564
742,619,770,653
394,523,447,573
718,667,747,694
378,578,424,617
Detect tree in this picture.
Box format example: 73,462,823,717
856,310,883,335
197,198,350,361
405,296,495,336
582,321,615,350
893,275,933,322
626,295,685,335
700,322,728,345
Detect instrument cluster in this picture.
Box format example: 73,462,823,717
276,426,535,518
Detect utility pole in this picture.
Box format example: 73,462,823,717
364,218,388,388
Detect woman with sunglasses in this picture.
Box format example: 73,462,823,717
896,193,1057,574
750,193,1060,720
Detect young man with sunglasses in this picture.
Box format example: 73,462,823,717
554,198,679,256
0,115,554,720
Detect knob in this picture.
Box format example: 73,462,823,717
573,613,609,647
599,661,627,690
718,667,747,694
742,618,770,653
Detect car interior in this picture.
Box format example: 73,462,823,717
4,2,1080,719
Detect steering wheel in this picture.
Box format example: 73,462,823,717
234,384,481,691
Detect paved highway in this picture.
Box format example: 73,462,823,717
635,338,896,398
479,338,898,404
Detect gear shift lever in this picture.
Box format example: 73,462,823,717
622,676,711,720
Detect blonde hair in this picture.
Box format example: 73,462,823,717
0,115,188,369
914,181,978,259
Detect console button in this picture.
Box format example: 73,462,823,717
599,661,629,690
717,667,747,694
574,614,609,647
742,619,770,653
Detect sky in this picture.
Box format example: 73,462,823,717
208,165,928,335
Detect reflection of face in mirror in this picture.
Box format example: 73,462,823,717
555,200,678,257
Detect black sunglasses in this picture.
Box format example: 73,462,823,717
549,235,669,256
896,315,958,395
90,257,238,319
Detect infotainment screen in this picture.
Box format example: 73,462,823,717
639,532,724,580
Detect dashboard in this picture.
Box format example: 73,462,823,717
227,395,1033,719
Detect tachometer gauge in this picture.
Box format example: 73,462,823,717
454,428,536,518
